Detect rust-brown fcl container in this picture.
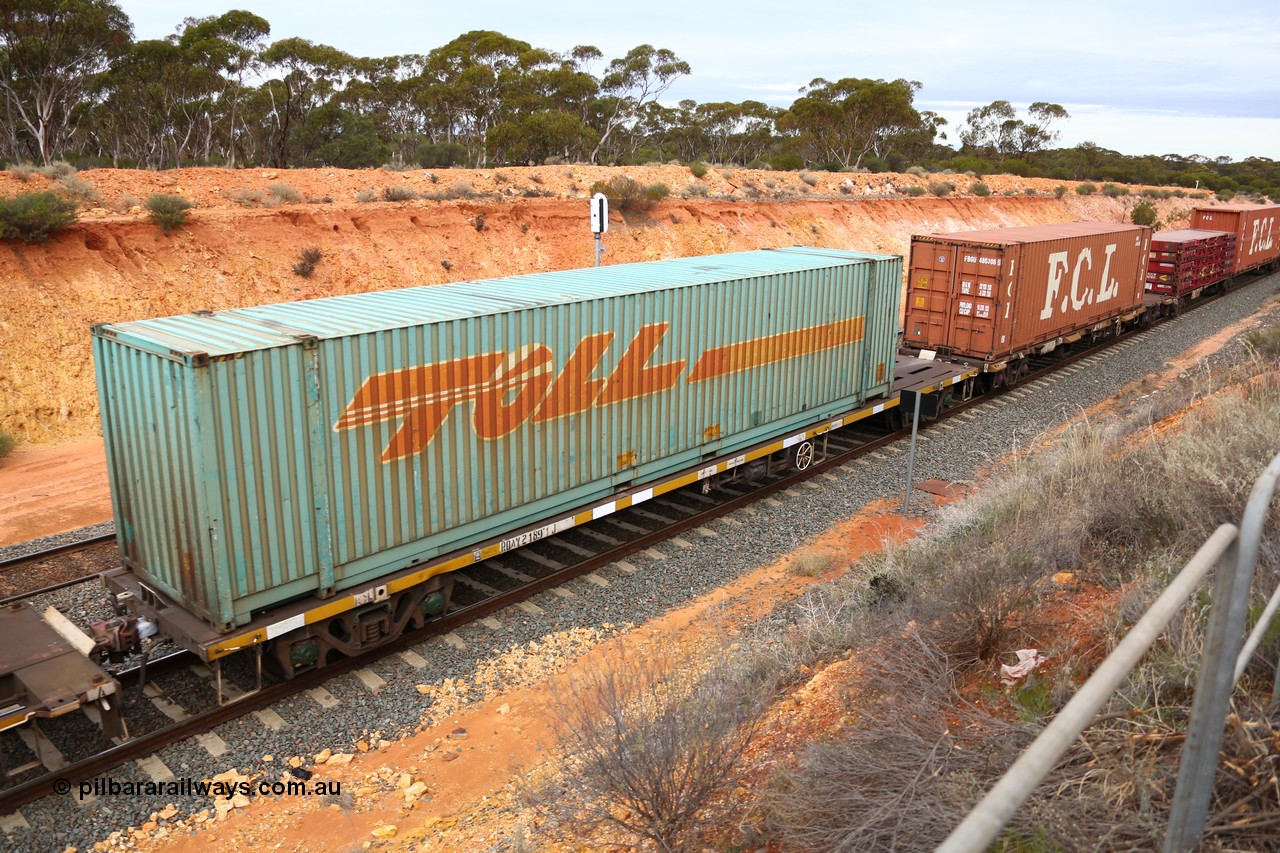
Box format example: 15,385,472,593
903,222,1151,364
1190,204,1280,275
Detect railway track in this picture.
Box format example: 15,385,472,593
0,409,908,813
0,534,117,603
0,275,1258,819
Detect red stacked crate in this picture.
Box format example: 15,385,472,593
1145,229,1236,296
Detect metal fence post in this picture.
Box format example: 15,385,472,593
1165,450,1280,852
937,524,1239,853
1163,536,1243,852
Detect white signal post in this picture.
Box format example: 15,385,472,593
591,192,609,267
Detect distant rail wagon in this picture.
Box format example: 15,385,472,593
1145,229,1236,298
1190,204,1280,276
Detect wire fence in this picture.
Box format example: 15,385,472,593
938,450,1280,853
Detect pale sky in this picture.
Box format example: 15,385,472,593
118,0,1280,161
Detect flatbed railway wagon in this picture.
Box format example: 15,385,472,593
901,222,1151,382
92,247,902,675
1189,204,1280,276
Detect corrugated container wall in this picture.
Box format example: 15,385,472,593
93,247,901,630
903,222,1150,362
1189,205,1280,274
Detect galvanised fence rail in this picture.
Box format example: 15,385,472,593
938,450,1280,853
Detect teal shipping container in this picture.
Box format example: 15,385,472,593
92,247,901,631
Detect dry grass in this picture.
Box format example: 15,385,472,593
267,183,302,204
790,548,833,577
754,355,1280,850
5,163,37,182
227,187,265,206
763,630,1027,850
56,173,99,203
525,646,773,852
382,185,418,202
1244,316,1280,361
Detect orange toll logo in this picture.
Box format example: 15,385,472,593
335,318,866,461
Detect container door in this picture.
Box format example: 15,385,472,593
905,241,957,349
948,246,1002,357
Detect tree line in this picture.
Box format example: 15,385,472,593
0,1,1275,200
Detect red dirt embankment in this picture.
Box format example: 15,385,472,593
0,165,1200,449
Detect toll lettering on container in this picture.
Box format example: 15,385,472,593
336,317,867,461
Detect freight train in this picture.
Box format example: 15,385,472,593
902,204,1279,383
4,203,1278,739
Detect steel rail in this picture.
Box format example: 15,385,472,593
0,533,115,575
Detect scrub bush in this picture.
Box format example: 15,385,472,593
0,191,78,243
1131,201,1159,227
145,194,194,234
292,247,323,277
268,183,303,204
383,185,418,201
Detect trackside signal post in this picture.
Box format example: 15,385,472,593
900,389,939,515
591,192,608,267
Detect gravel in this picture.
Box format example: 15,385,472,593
0,521,115,563
5,273,1277,852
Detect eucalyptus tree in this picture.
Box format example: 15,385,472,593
421,31,558,167
696,100,778,165
588,44,689,164
256,36,354,167
176,10,270,165
93,37,215,168
659,99,704,163
0,0,133,164
960,100,1069,164
488,108,596,165
779,77,927,170
497,47,600,162
628,99,682,161
889,109,948,165
343,53,430,166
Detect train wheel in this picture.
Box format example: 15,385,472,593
790,440,816,471
924,389,952,422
